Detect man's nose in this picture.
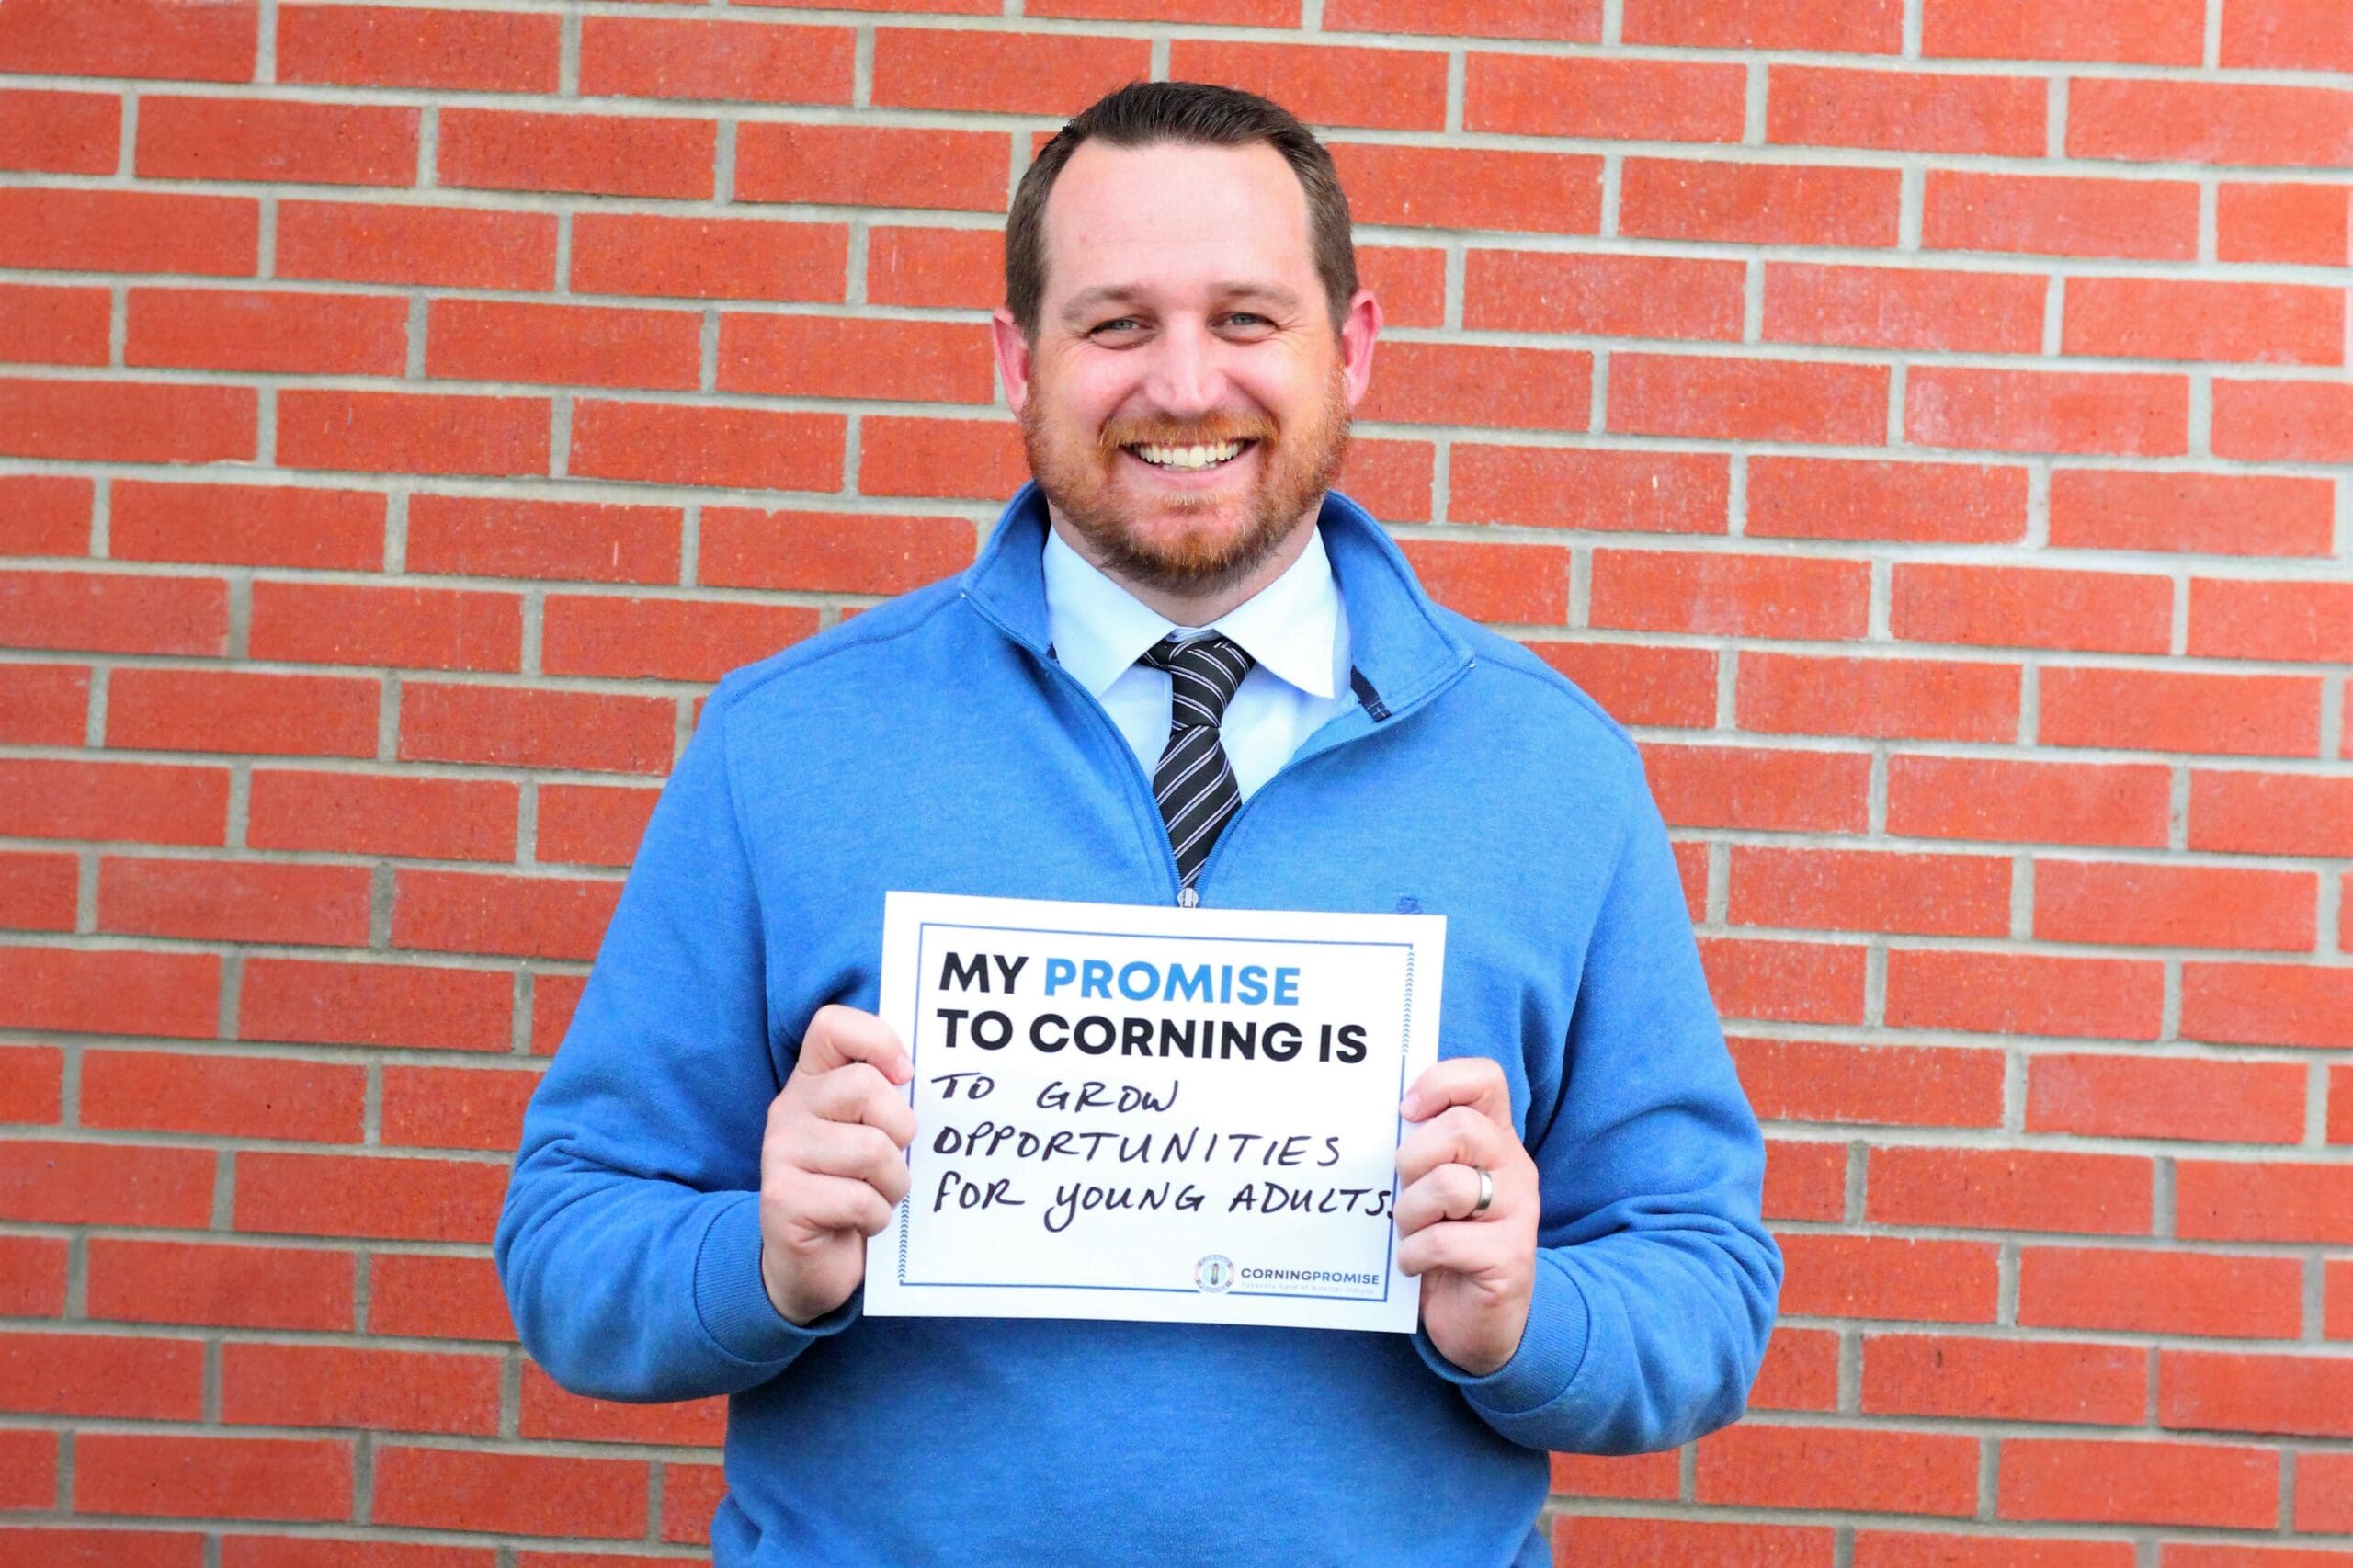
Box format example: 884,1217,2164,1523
1139,319,1227,417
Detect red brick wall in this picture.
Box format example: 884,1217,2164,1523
2,0,2348,1561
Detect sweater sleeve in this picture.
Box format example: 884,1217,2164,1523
1412,762,1783,1453
494,681,856,1403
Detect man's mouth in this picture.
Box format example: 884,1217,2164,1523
1123,438,1255,472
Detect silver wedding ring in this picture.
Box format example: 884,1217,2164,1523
1470,1165,1494,1218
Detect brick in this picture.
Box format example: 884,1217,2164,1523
0,944,222,1039
1468,54,1745,142
2190,770,2353,857
0,570,228,657
2181,963,2353,1051
222,1343,500,1436
1749,1324,1839,1411
2066,278,2345,368
278,5,559,92
1624,0,1901,52
0,282,110,365
1998,1437,2279,1528
108,669,378,759
1887,948,2165,1039
2074,79,2353,167
860,416,1031,501
112,481,384,572
1908,368,2188,456
1778,1233,2000,1323
1340,438,1436,521
578,17,853,104
1525,642,1717,728
0,378,256,464
0,1528,204,1568
1643,744,1870,833
1027,0,1286,17
82,1048,363,1143
74,1433,352,1522
1171,40,1448,132
1392,540,1567,624
1734,1037,2004,1129
1620,158,1901,247
2049,470,2336,558
2220,182,2352,267
2335,1256,2353,1326
0,1138,215,1227
1361,342,1591,430
2020,1245,2303,1339
1324,0,1595,39
0,1043,63,1124
394,869,620,963
1608,354,1889,445
0,0,257,81
1763,263,2045,354
0,851,76,932
1553,1518,1834,1568
242,958,513,1053
1549,1449,1677,1500
1924,172,2201,261
370,1252,514,1342
1926,0,2203,62
542,595,817,683
866,225,999,310
1893,563,2168,656
1464,251,1745,340
280,390,549,480
88,1238,354,1332
2302,1453,2353,1533
0,88,121,174
1328,142,1602,233
250,582,522,674
399,682,675,775
438,109,713,199
1763,1137,1847,1220
535,785,656,869
1863,1334,2146,1426
223,1540,493,1568
427,299,701,392
98,858,372,948
278,200,556,292
2161,1351,2353,1439
1450,446,1728,533
138,96,414,186
1768,65,2044,155
1698,1424,1976,1516
0,664,86,747
1699,937,1867,1026
0,473,90,556
2224,0,2353,69
1729,846,2009,937
2213,380,2353,465
0,188,257,276
406,495,682,586
2041,667,2320,758
235,1151,506,1244
520,1370,727,1451
569,400,845,494
374,1446,648,1539
0,759,227,847
1870,1146,2152,1234
574,213,846,302
719,314,994,403
871,28,1147,117
0,1233,68,1313
2164,1547,2353,1568
2178,1160,2353,1244
1747,457,2026,544
248,771,517,865
2037,861,2316,952
699,509,972,597
1736,653,2018,743
0,1327,146,1420
736,122,1007,212
2032,1051,2308,1145
1591,551,1869,640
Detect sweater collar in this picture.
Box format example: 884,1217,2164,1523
962,482,1473,722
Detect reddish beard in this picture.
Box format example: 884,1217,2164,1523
1019,364,1352,599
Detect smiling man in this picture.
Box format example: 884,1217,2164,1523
497,83,1780,1567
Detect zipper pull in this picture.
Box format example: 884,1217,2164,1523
1176,886,1199,909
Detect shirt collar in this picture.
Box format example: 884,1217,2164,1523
1041,521,1343,702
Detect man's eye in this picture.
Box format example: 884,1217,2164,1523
1223,313,1269,328
1092,319,1142,335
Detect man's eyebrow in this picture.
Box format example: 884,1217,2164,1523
1058,282,1306,322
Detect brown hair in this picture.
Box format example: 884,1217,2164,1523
1004,81,1358,338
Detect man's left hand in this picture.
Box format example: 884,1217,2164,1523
1394,1057,1538,1378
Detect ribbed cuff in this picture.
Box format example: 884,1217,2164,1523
1412,1256,1590,1418
691,1193,859,1368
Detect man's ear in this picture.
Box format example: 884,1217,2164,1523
1337,287,1381,413
992,307,1033,416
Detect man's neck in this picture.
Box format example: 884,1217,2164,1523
1044,502,1324,628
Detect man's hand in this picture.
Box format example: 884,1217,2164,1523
758,1005,916,1326
1395,1057,1539,1378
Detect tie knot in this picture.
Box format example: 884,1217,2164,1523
1140,631,1254,728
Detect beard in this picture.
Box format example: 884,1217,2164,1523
1018,360,1352,601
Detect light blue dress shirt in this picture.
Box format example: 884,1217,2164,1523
1040,522,1353,801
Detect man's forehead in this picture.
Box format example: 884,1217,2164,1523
1039,139,1319,307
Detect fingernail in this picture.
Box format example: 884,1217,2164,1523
1399,1093,1420,1118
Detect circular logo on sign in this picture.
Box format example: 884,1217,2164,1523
1194,1255,1234,1293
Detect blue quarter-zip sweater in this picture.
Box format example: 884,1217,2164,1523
494,483,1781,1567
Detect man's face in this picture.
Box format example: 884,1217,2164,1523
995,139,1380,600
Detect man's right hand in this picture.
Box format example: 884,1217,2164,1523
758,1004,915,1326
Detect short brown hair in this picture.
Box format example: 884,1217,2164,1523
1004,81,1358,338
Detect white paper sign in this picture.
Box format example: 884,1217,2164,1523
864,891,1445,1333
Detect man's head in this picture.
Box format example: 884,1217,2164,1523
992,83,1381,616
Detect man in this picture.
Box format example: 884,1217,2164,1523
496,83,1779,1567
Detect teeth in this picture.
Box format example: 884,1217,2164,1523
1132,440,1245,471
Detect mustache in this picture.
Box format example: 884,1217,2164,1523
1095,413,1279,457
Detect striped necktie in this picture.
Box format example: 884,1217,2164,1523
1138,631,1256,890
